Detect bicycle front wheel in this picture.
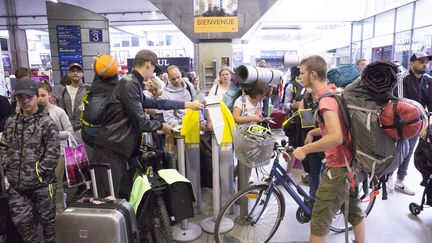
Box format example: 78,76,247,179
214,184,285,243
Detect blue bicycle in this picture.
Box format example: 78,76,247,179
214,140,379,243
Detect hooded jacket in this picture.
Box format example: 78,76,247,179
58,82,88,131
161,78,197,127
0,108,59,190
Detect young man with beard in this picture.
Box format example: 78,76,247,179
390,52,432,195
58,63,88,142
293,55,365,243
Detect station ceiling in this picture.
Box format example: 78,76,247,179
0,0,370,29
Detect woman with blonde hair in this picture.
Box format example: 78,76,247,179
208,66,232,100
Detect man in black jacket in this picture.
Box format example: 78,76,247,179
93,49,203,197
392,52,432,195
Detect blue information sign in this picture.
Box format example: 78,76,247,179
57,25,83,77
89,29,103,42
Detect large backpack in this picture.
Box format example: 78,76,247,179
327,64,361,88
81,76,118,147
317,78,408,180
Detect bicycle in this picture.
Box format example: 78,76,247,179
214,139,382,243
135,144,173,243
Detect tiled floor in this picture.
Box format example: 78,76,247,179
175,130,432,243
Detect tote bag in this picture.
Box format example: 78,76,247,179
64,134,90,187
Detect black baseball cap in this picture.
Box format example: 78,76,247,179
13,78,38,97
134,49,162,73
410,52,432,62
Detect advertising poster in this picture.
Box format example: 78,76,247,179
193,0,238,33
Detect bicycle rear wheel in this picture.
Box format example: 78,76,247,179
151,196,173,243
214,184,285,243
329,179,376,233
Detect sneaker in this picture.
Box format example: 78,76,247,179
386,175,394,193
394,181,415,196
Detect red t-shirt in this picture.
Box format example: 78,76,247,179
316,85,352,167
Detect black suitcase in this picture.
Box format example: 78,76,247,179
56,163,140,243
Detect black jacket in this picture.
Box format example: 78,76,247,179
402,69,432,110
94,71,185,158
0,95,14,132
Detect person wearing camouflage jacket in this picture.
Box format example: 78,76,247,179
0,78,59,243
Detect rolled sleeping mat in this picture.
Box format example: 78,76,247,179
361,61,399,102
235,65,283,87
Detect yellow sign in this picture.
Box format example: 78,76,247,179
194,17,238,33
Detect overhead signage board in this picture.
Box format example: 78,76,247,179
57,25,83,77
193,0,238,33
127,57,191,73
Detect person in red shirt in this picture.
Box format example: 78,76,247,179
293,55,365,243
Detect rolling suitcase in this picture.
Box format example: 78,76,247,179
56,163,140,243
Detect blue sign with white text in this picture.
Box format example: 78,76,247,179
57,25,83,77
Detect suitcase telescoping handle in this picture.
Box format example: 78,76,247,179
89,163,115,199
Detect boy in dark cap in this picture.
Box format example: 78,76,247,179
0,78,59,243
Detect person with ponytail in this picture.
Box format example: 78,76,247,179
38,81,74,213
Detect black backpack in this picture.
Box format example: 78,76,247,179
81,76,118,147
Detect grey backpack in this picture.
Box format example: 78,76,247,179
318,78,408,180
344,79,406,179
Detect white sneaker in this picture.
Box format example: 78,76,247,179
386,175,394,193
394,180,415,196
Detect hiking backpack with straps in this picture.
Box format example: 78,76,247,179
316,78,409,181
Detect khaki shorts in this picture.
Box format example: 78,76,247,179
310,167,366,236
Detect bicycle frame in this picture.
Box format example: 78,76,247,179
251,151,315,225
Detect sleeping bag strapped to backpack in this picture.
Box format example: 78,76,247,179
318,61,410,180
380,99,427,140
81,54,119,147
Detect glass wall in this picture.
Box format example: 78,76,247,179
350,0,431,71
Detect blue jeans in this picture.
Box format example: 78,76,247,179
397,136,419,181
307,152,324,199
306,136,325,199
